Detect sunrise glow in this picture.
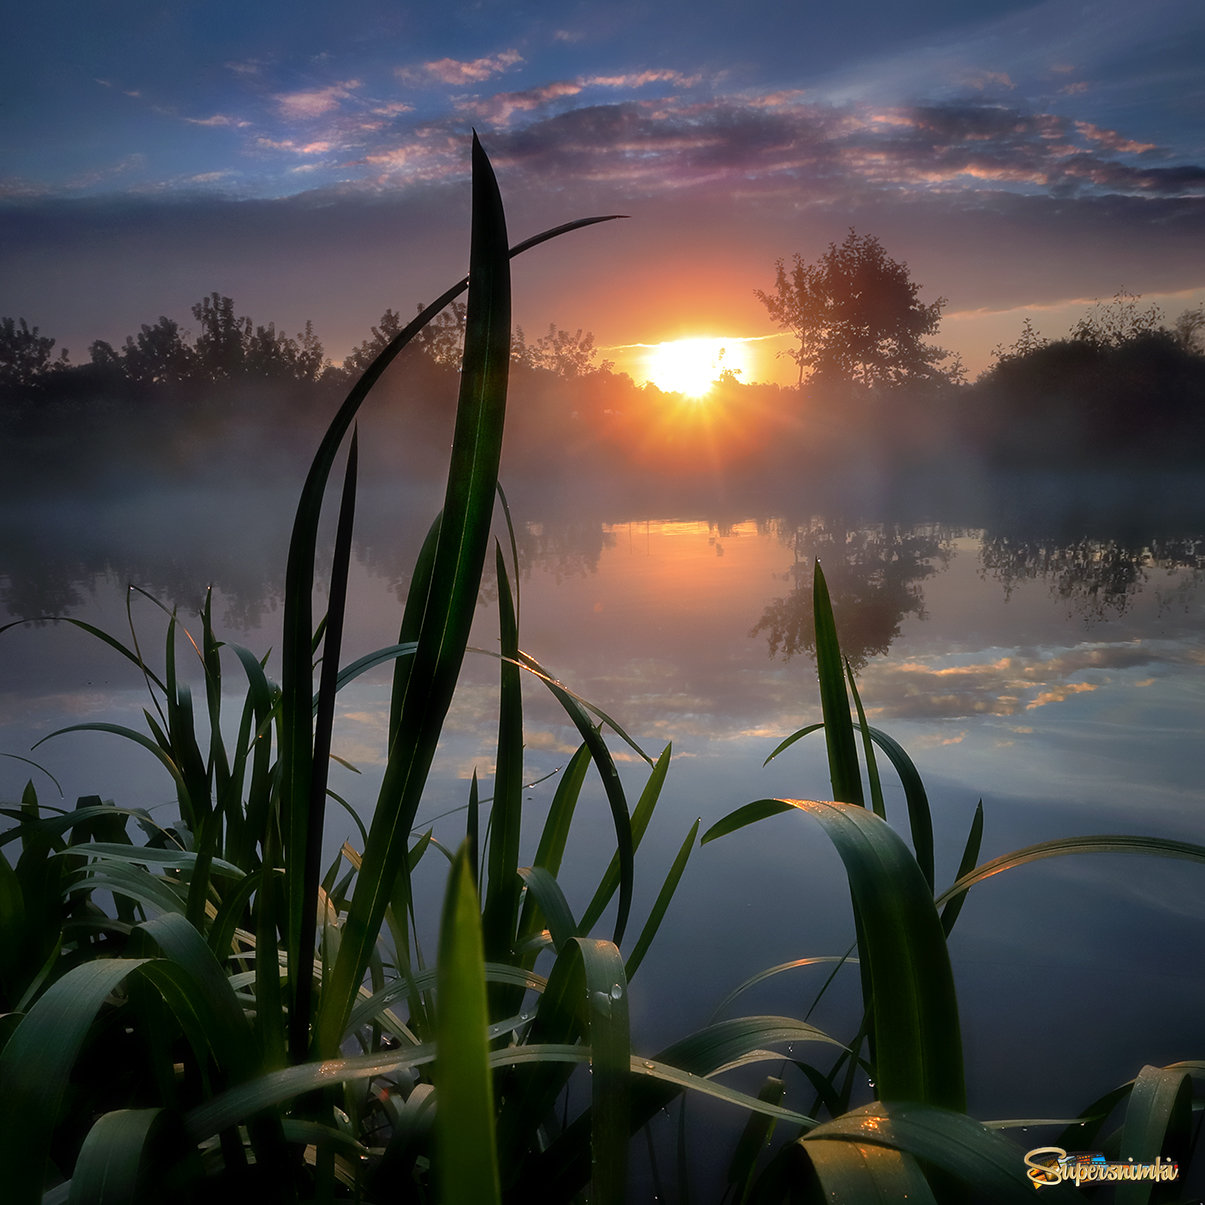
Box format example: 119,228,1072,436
644,337,752,397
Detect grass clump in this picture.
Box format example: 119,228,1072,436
2,136,1204,1203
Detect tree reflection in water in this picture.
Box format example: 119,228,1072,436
979,532,1205,622
751,517,954,668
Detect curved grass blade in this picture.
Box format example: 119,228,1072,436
0,958,150,1203
1114,1064,1192,1205
710,798,964,1110
708,956,858,1023
865,726,934,890
935,834,1205,911
0,615,167,696
794,1136,938,1204
517,864,578,953
801,1103,1068,1203
65,1108,180,1205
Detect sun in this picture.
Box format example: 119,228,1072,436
644,337,749,397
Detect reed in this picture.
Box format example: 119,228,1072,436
1,136,1202,1203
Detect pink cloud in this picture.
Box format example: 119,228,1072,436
407,50,523,85
461,81,584,124
274,81,361,120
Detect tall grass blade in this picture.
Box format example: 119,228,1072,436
812,564,863,807
624,816,699,981
435,845,501,1205
292,428,358,1060
316,134,513,1055
483,543,524,967
573,740,672,943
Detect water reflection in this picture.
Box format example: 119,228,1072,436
750,517,954,667
980,531,1205,622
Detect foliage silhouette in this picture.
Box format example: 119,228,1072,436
756,229,949,389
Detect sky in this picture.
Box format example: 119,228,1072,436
2,0,1203,383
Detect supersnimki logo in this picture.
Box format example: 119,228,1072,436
1024,1146,1180,1189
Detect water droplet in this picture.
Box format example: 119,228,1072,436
610,982,624,1000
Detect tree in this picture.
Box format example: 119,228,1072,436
120,316,194,384
756,229,948,388
1069,288,1163,349
0,317,67,389
191,293,252,379
512,323,611,377
1171,304,1205,355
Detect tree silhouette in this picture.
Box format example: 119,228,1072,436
512,323,612,376
117,316,194,385
0,317,67,389
757,229,948,388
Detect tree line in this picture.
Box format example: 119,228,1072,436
0,294,612,398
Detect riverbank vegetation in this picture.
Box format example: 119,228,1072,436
2,139,1204,1202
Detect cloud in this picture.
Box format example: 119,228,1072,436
403,50,523,86
461,81,584,124
274,81,361,120
184,114,251,129
584,70,701,89
460,93,1204,203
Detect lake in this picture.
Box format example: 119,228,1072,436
2,427,1204,1150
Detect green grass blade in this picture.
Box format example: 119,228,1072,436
575,741,672,943
762,723,825,766
795,1136,938,1203
316,134,513,1056
935,834,1205,910
1115,1064,1192,1205
940,800,983,936
866,726,934,890
0,958,151,1203
435,845,501,1205
701,798,796,844
516,864,577,952
66,1108,172,1205
847,659,886,820
802,1103,1066,1203
578,939,631,1205
813,563,863,807
533,742,592,876
483,543,524,966
710,798,964,1110
708,956,858,1023
293,428,358,1060
624,816,699,981
725,1075,787,1202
